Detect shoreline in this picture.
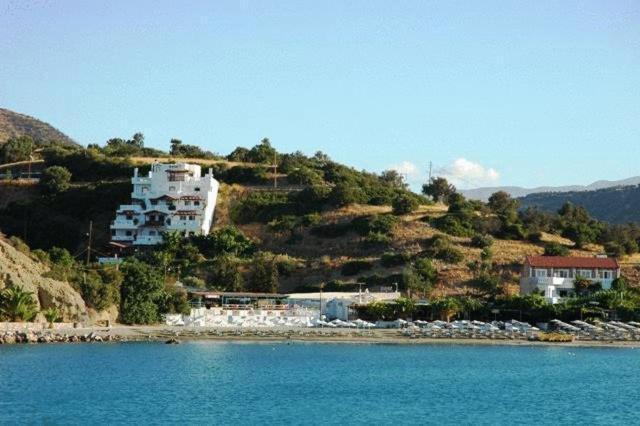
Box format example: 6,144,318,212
3,325,640,349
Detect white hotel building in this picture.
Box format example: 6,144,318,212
110,162,219,246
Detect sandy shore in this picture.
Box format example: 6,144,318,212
8,325,638,348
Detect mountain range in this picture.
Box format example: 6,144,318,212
460,177,640,202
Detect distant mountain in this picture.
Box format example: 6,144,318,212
519,185,640,224
461,176,640,201
0,108,78,147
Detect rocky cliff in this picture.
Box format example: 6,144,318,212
0,238,87,321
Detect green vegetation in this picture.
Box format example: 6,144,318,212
0,285,38,322
543,242,570,256
39,166,71,195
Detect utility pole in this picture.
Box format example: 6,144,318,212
428,161,433,181
86,220,93,266
273,152,278,189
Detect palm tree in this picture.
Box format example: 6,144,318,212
0,286,38,322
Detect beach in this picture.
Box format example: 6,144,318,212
3,325,640,348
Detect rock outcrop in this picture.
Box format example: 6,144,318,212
0,238,87,321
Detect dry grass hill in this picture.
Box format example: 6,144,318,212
0,108,78,146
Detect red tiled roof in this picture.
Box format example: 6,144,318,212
525,256,619,269
180,195,203,200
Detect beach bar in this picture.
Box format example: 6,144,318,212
188,290,290,310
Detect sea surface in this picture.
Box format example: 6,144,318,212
1,342,638,425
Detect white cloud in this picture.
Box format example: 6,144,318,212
389,161,420,179
440,158,500,187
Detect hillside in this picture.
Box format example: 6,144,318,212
519,185,640,224
0,235,87,321
462,176,640,202
2,139,640,326
0,108,78,147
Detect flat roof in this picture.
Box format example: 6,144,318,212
190,291,289,299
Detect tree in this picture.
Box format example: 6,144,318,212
543,242,570,256
209,255,244,291
392,194,419,215
573,276,592,296
120,259,165,324
42,307,61,326
380,170,408,190
0,136,33,163
432,297,461,322
191,226,255,258
422,177,455,203
0,285,38,322
247,253,279,293
329,182,367,207
488,191,519,222
40,166,72,195
247,138,277,164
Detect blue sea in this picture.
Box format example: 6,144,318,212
1,342,638,425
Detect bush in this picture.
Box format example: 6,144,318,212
470,234,494,249
543,242,570,257
341,260,373,276
351,214,399,236
310,222,352,238
380,251,410,267
40,166,72,195
361,232,391,248
182,276,206,288
392,194,419,215
432,215,475,237
424,235,464,264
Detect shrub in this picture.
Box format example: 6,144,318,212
470,234,494,249
432,215,475,237
424,235,464,264
310,222,352,238
40,166,72,195
361,232,391,248
191,226,255,258
351,214,399,236
341,260,373,276
0,285,38,322
182,276,206,288
392,194,419,215
543,242,570,257
380,251,410,267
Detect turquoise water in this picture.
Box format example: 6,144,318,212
1,342,638,425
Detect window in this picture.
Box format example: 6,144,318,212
151,199,158,205
181,216,186,221
111,230,116,236
184,201,191,206
195,187,200,192
534,269,547,278
169,186,176,191
126,214,133,220
125,231,132,236
188,215,195,221
578,270,592,279
166,218,171,226
194,201,200,206
599,270,613,280
149,231,156,236
553,269,569,278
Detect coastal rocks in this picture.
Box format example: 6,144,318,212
165,338,180,344
0,330,121,344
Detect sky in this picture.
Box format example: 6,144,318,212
1,1,639,191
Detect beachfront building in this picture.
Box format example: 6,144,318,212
520,255,620,304
287,290,401,321
110,162,219,246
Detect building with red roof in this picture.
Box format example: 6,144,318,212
520,255,620,303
